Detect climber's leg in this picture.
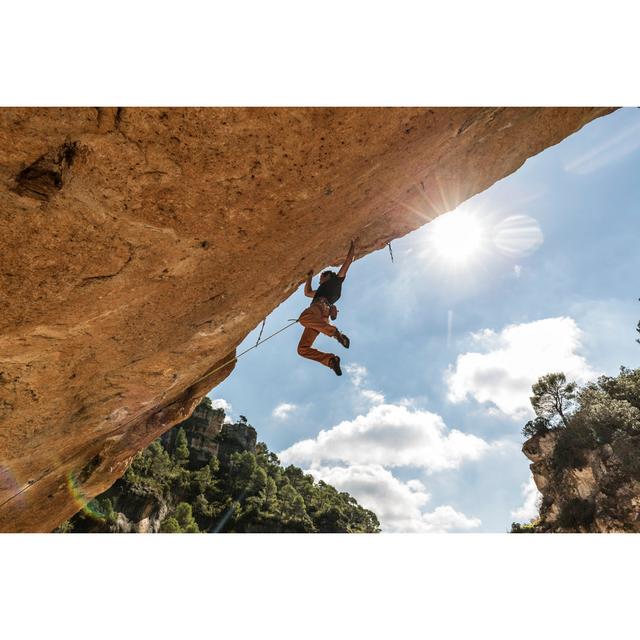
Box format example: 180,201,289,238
297,304,340,368
297,326,337,368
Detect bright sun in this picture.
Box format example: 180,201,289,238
427,209,486,266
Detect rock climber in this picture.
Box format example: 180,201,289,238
297,239,357,376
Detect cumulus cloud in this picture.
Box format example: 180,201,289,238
209,397,231,411
446,317,598,420
272,402,297,420
511,475,542,522
307,464,481,533
278,403,492,473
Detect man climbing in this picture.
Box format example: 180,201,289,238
297,239,357,376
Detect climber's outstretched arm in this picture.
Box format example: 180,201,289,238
337,238,357,279
304,270,316,297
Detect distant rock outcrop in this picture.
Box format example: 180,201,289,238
216,422,257,466
522,428,640,532
161,399,225,467
60,399,379,533
0,107,616,531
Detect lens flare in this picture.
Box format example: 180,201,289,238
493,214,543,257
0,465,26,507
66,472,107,521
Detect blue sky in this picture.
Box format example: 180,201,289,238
209,108,640,532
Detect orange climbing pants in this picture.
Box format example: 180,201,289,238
297,301,339,368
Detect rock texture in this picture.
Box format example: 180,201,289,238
0,107,615,532
216,422,258,466
523,431,640,532
108,489,169,534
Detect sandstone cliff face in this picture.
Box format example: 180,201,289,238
0,107,614,532
523,431,640,532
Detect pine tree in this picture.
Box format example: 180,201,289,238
530,372,577,428
174,428,190,467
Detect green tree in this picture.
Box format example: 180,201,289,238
174,428,190,467
227,451,258,496
522,416,551,439
278,482,314,532
261,476,278,516
160,517,181,533
174,502,199,533
530,372,577,428
592,367,640,411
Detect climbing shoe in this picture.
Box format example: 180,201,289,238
336,332,350,349
329,356,342,376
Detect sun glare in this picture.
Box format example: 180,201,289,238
427,209,486,266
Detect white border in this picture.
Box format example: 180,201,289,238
2,534,638,638
1,1,638,105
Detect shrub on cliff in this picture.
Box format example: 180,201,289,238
557,498,595,529
522,417,551,439
552,422,596,472
510,522,537,533
612,432,640,480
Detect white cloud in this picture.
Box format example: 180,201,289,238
307,464,481,533
278,403,493,473
209,397,231,411
208,397,234,423
344,362,385,405
511,475,542,522
513,264,522,278
344,363,367,387
360,389,385,405
446,317,597,420
272,402,297,420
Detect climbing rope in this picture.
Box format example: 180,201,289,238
190,318,299,388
